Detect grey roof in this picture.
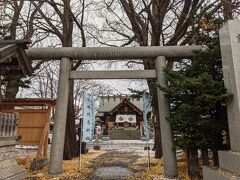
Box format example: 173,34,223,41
0,39,33,76
97,95,144,113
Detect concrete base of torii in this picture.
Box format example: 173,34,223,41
202,20,240,180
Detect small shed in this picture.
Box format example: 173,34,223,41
1,98,56,158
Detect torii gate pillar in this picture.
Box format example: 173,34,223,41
155,56,178,178
49,57,71,175
203,20,240,179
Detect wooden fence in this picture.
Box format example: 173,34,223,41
0,99,55,158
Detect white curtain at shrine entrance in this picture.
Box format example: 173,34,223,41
115,114,136,123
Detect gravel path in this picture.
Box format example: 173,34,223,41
85,140,155,180
15,140,182,179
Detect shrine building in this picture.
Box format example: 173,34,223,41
96,95,150,130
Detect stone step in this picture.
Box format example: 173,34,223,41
203,166,240,180
94,166,134,179
0,151,16,161
0,159,17,169
219,150,240,175
0,165,27,180
0,140,16,147
0,146,15,153
5,171,27,180
108,130,141,140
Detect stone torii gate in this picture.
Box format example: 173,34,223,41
26,46,201,178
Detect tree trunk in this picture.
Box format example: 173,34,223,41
63,79,78,160
2,75,22,110
147,79,163,158
153,99,163,158
5,75,21,99
62,0,76,160
222,0,233,21
187,149,201,180
212,150,219,167
201,149,209,166
2,1,28,102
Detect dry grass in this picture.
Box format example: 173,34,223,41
16,151,105,179
130,155,190,180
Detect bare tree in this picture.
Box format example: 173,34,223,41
89,0,240,160
0,0,89,159
0,0,44,100
27,61,114,119
29,0,92,159
222,0,234,20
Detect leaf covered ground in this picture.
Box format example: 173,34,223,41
16,148,189,180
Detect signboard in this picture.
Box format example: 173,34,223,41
143,92,152,140
82,96,95,142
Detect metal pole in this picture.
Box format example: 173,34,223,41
78,117,83,172
146,139,150,170
155,56,178,178
0,75,2,111
78,92,85,172
96,133,99,147
49,57,71,176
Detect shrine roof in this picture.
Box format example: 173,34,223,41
97,95,149,113
0,39,33,76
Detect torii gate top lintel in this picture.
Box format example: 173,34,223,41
26,46,202,60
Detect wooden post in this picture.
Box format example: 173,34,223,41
155,56,178,178
49,57,71,175
44,106,52,157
